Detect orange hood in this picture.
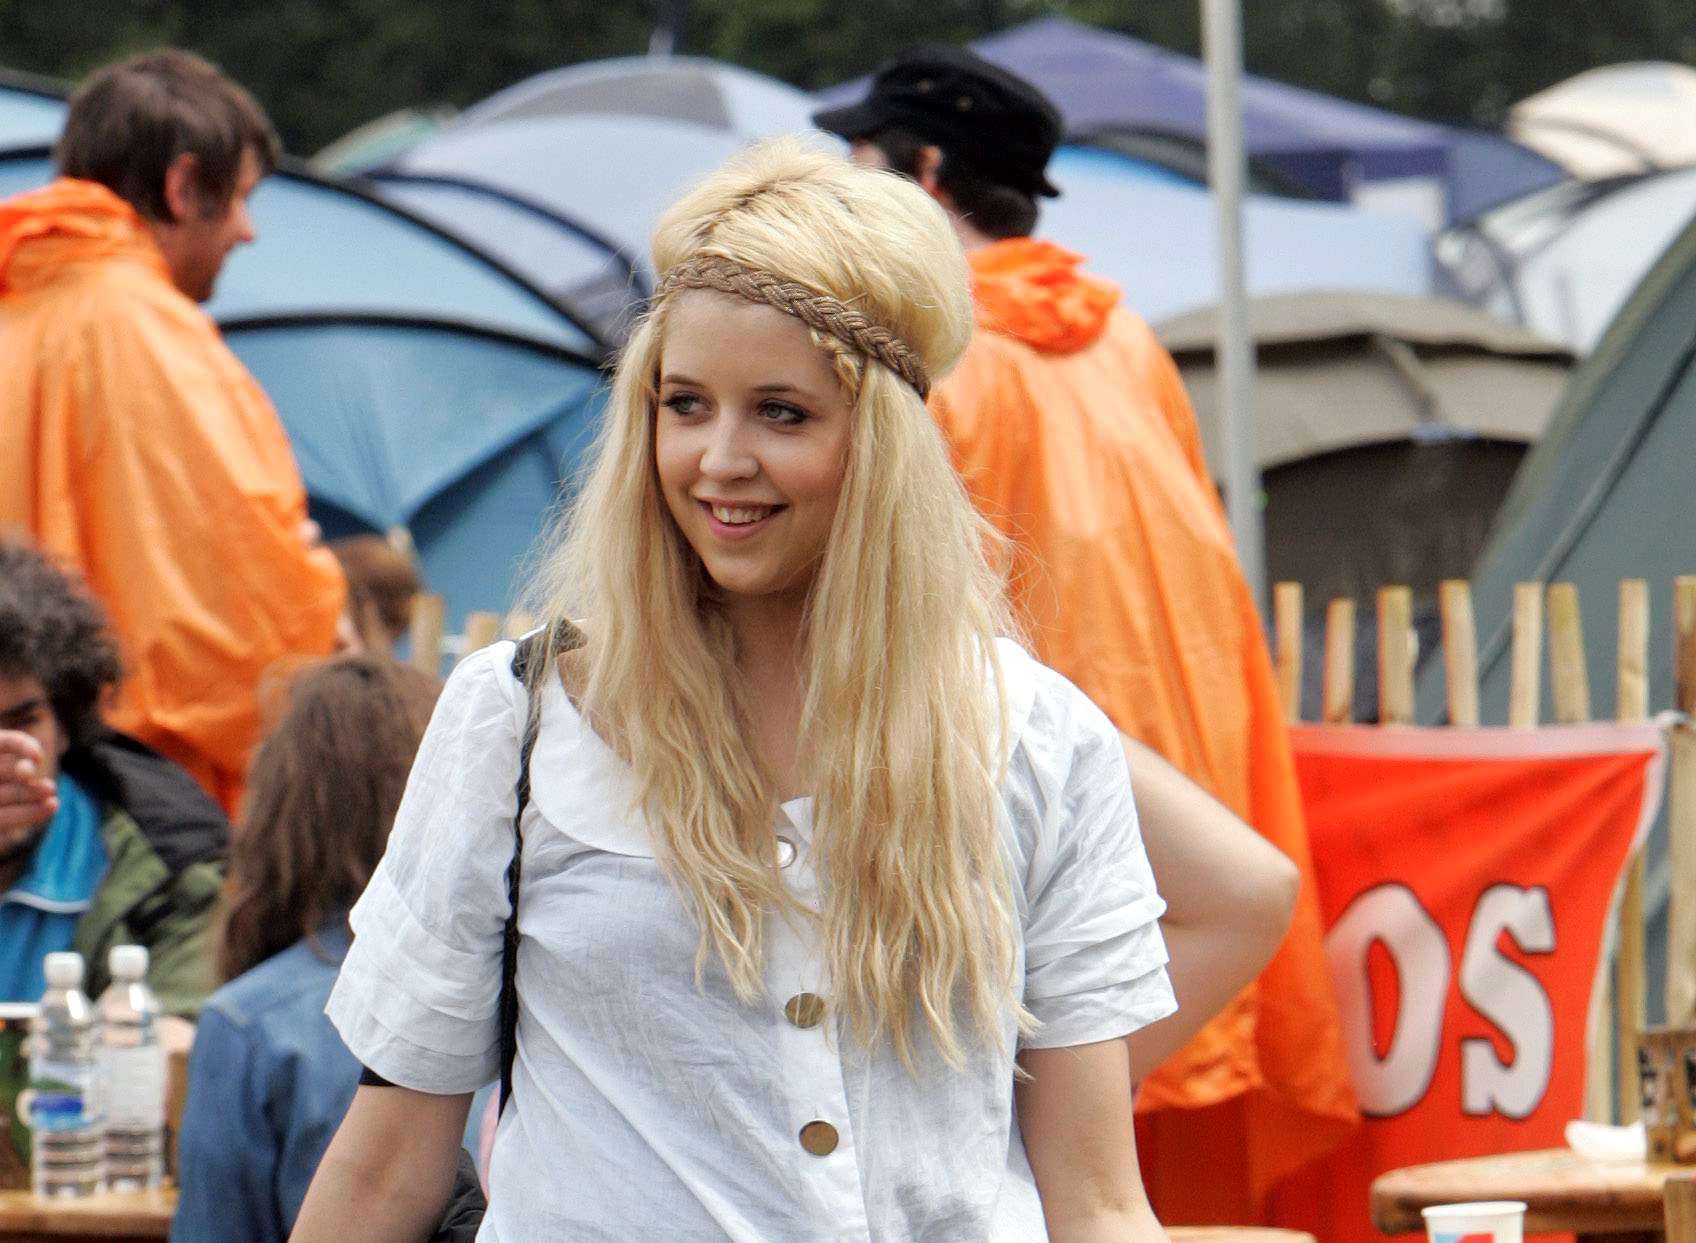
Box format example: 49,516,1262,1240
0,178,167,297
968,237,1121,354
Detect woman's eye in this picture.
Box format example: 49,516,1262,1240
761,401,808,426
662,392,702,416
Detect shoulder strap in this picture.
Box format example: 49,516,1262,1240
499,622,585,1114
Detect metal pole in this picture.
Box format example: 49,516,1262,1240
1201,0,1266,605
649,0,687,56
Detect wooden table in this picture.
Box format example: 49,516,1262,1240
1170,1229,1316,1243
1372,1148,1682,1238
0,1189,174,1242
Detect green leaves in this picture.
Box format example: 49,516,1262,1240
2,0,1691,155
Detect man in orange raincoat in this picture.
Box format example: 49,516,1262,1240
0,51,345,816
818,49,1357,1223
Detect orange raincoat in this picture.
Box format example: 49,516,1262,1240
931,239,1357,1222
0,179,344,815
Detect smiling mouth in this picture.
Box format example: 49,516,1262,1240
700,501,784,527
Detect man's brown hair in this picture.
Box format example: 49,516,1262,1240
55,48,280,222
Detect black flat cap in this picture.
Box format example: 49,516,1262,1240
814,45,1064,198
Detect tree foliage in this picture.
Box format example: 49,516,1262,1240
2,0,1693,153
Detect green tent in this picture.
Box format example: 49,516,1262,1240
1450,215,1696,726
1423,213,1696,1029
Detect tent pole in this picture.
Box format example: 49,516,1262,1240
649,0,688,56
1201,0,1266,607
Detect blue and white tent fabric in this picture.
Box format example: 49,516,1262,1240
388,56,834,280
1436,166,1696,352
1042,146,1434,321
0,73,64,152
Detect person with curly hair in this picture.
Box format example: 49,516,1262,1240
0,539,228,1009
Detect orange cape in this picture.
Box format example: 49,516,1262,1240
0,179,344,813
932,238,1358,1221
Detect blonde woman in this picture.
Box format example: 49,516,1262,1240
293,142,1272,1242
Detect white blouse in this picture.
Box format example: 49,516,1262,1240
327,637,1174,1242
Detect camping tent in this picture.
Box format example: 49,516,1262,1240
388,56,831,278
1435,210,1696,1024
1435,166,1696,351
1454,212,1696,727
1042,147,1434,322
352,172,646,343
817,17,1564,225
313,106,453,176
1156,290,1572,605
1510,62,1696,180
0,148,606,627
0,72,64,151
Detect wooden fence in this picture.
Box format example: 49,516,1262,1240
1273,576,1696,1125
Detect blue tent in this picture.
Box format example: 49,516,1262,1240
0,148,605,627
1041,146,1434,320
0,73,64,151
388,57,831,280
818,17,1565,223
355,171,647,342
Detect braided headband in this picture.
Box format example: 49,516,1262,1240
653,256,931,399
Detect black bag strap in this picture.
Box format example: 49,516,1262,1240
499,621,585,1114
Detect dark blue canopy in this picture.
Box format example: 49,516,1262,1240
819,17,1564,220
816,17,1448,199
0,149,605,626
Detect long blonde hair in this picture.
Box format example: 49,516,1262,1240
530,140,1020,1066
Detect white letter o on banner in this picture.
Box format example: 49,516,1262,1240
1326,883,1451,1118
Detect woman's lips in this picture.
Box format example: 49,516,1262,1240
698,499,784,540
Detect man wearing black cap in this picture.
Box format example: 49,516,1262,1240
816,47,1357,1229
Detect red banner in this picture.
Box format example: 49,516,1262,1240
1272,724,1665,1243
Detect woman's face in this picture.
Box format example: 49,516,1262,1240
655,290,853,606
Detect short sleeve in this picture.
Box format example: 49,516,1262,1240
1017,670,1177,1049
324,642,522,1092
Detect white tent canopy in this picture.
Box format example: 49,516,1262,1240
1436,166,1696,352
1509,62,1696,179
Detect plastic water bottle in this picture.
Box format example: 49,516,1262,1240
28,951,103,1197
97,945,166,1192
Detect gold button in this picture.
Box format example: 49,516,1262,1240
776,836,797,868
799,1120,838,1156
784,992,827,1028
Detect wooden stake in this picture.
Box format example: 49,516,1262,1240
463,611,503,656
1547,583,1591,724
1274,583,1304,723
1377,586,1414,726
1666,1173,1696,1243
1616,580,1649,1123
1439,580,1480,727
408,593,444,676
1509,583,1543,728
1668,578,1696,1024
1323,598,1357,726
1545,583,1607,1117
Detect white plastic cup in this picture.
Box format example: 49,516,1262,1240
1421,1201,1528,1243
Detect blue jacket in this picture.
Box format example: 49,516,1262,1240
170,924,355,1243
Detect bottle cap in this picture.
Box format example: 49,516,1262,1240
43,952,83,989
109,944,149,980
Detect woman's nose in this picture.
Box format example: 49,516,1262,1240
699,414,758,480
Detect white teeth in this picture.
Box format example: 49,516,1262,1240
711,504,772,525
